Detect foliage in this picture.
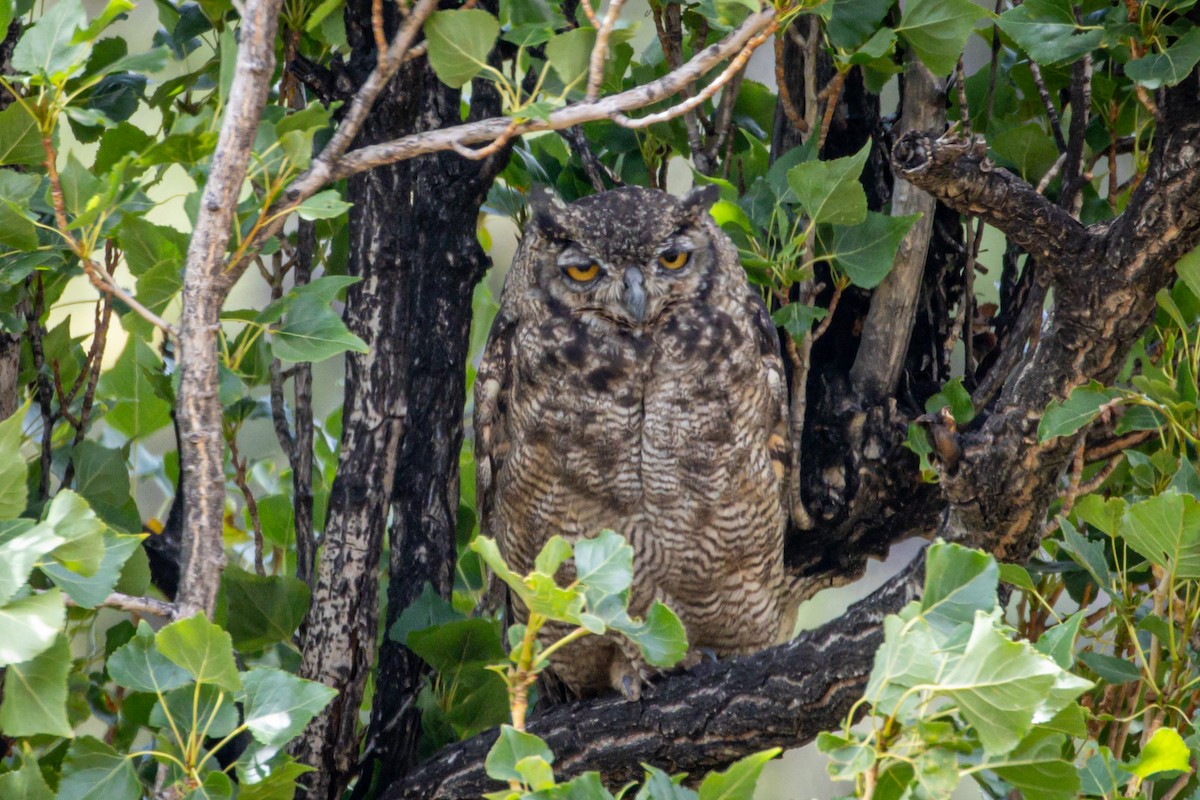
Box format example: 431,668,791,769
2,0,1200,792
823,286,1200,798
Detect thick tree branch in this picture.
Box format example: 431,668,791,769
388,555,925,800
175,0,282,620
891,131,1091,272
849,59,945,404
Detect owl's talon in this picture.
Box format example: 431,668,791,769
701,648,719,663
620,674,640,701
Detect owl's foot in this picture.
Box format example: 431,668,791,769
680,647,721,670
610,657,655,701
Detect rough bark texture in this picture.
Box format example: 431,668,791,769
387,557,925,800
175,0,281,620
292,2,506,796
0,21,22,420
378,68,1200,800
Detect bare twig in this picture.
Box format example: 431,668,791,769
451,121,522,159
612,23,774,129
775,30,807,133
99,593,176,617
227,430,267,577
586,0,626,101
811,282,844,342
954,55,970,136
816,70,846,152
1036,152,1068,195
372,0,388,57
1029,62,1066,153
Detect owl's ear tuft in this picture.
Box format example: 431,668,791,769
680,184,721,222
529,186,574,239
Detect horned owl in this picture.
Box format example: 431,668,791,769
474,185,793,697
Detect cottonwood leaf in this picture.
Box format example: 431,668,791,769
0,751,54,800
989,729,1079,800
56,736,141,800
0,519,62,606
997,0,1101,65
1120,491,1200,578
786,143,870,226
423,9,500,89
11,0,90,82
1126,727,1190,778
921,541,998,633
827,211,919,288
41,529,143,608
215,567,310,652
0,588,65,666
697,748,781,800
107,620,191,693
0,633,73,737
0,105,42,166
156,613,241,692
1038,385,1120,442
0,402,28,519
485,725,554,783
897,0,990,75
1124,28,1200,89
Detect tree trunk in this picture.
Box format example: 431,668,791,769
292,1,506,795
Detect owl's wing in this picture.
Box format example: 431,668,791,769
748,296,792,499
474,309,517,550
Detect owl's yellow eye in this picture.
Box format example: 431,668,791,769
566,263,601,282
659,250,689,270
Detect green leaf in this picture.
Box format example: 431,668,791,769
771,303,826,343
215,567,310,652
41,529,143,608
73,0,134,41
150,682,239,740
865,613,941,717
95,337,173,439
235,757,314,800
1126,28,1200,89
0,750,54,800
1034,611,1083,670
546,26,595,88
38,489,107,575
827,212,919,288
1127,727,1190,778
817,731,875,779
56,736,142,800
0,633,72,736
389,582,464,645
534,535,574,575
239,667,338,746
117,216,189,276
0,402,28,520
921,541,998,633
0,587,64,666
0,105,43,166
294,188,353,221
471,536,528,601
574,529,634,596
825,0,895,49
1078,651,1142,683
924,376,974,425
11,0,91,82
989,729,1079,800
1178,244,1200,298
697,748,781,800
786,143,870,226
70,442,139,532
939,614,1080,754
183,771,235,800
407,618,506,673
897,0,990,75
996,0,1101,65
1073,494,1126,536
611,600,688,667
515,755,556,791
423,9,500,89
0,174,40,249
0,520,61,607
1120,491,1200,578
1079,745,1132,796
485,725,554,783
637,765,698,800
107,620,192,693
1038,385,1120,442
156,613,242,692
267,275,368,363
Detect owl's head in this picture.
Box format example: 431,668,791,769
526,185,722,330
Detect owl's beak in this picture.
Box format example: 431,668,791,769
623,267,646,323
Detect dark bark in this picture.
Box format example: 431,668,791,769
378,67,1200,800
293,1,507,797
387,556,925,800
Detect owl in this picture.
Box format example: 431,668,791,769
474,185,793,698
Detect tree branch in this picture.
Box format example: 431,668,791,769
890,130,1091,273
387,553,926,800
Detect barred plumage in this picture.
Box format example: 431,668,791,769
474,185,792,697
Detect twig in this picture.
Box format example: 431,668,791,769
372,0,388,57
26,278,54,500
816,70,846,152
775,30,807,133
1036,152,1068,195
559,126,620,191
1084,428,1156,461
586,0,625,101
451,121,521,159
612,23,775,129
954,55,970,136
1077,452,1122,495
227,429,267,577
811,283,844,341
1029,62,1066,153
64,592,177,617
700,63,746,172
